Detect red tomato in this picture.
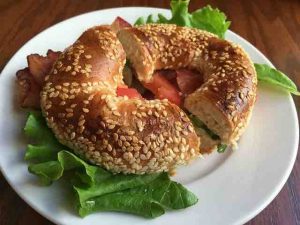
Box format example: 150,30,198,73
111,17,132,33
116,87,142,99
176,69,203,95
143,71,182,106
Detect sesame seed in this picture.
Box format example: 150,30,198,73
66,108,73,113
113,133,119,141
78,120,85,126
70,132,76,140
65,66,71,72
66,113,73,118
83,108,89,113
108,124,115,129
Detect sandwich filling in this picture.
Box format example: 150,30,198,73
121,62,227,153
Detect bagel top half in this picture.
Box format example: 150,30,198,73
118,24,257,152
40,25,200,174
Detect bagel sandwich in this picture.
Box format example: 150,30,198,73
16,19,257,174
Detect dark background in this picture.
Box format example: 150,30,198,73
0,0,299,224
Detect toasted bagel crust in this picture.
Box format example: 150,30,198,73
40,25,200,174
118,24,257,152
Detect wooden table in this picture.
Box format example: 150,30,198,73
0,0,299,224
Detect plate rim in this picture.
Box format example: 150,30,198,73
0,6,298,225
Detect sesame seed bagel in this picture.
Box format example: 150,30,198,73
118,24,257,153
40,25,200,174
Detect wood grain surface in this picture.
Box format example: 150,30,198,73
0,0,299,224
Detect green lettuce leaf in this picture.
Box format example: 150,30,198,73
191,5,230,38
24,112,198,218
25,144,57,162
134,17,145,25
74,172,161,204
127,173,198,209
134,0,230,38
24,111,64,162
79,192,165,218
255,64,300,95
189,115,228,153
28,161,63,185
217,144,227,153
28,150,99,186
78,173,198,218
189,114,219,140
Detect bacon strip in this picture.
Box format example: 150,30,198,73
27,50,60,86
16,50,60,108
176,69,203,95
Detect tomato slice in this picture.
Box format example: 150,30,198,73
176,69,203,95
111,17,132,33
117,68,201,105
143,71,182,106
117,87,142,99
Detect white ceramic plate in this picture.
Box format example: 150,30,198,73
0,7,298,225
